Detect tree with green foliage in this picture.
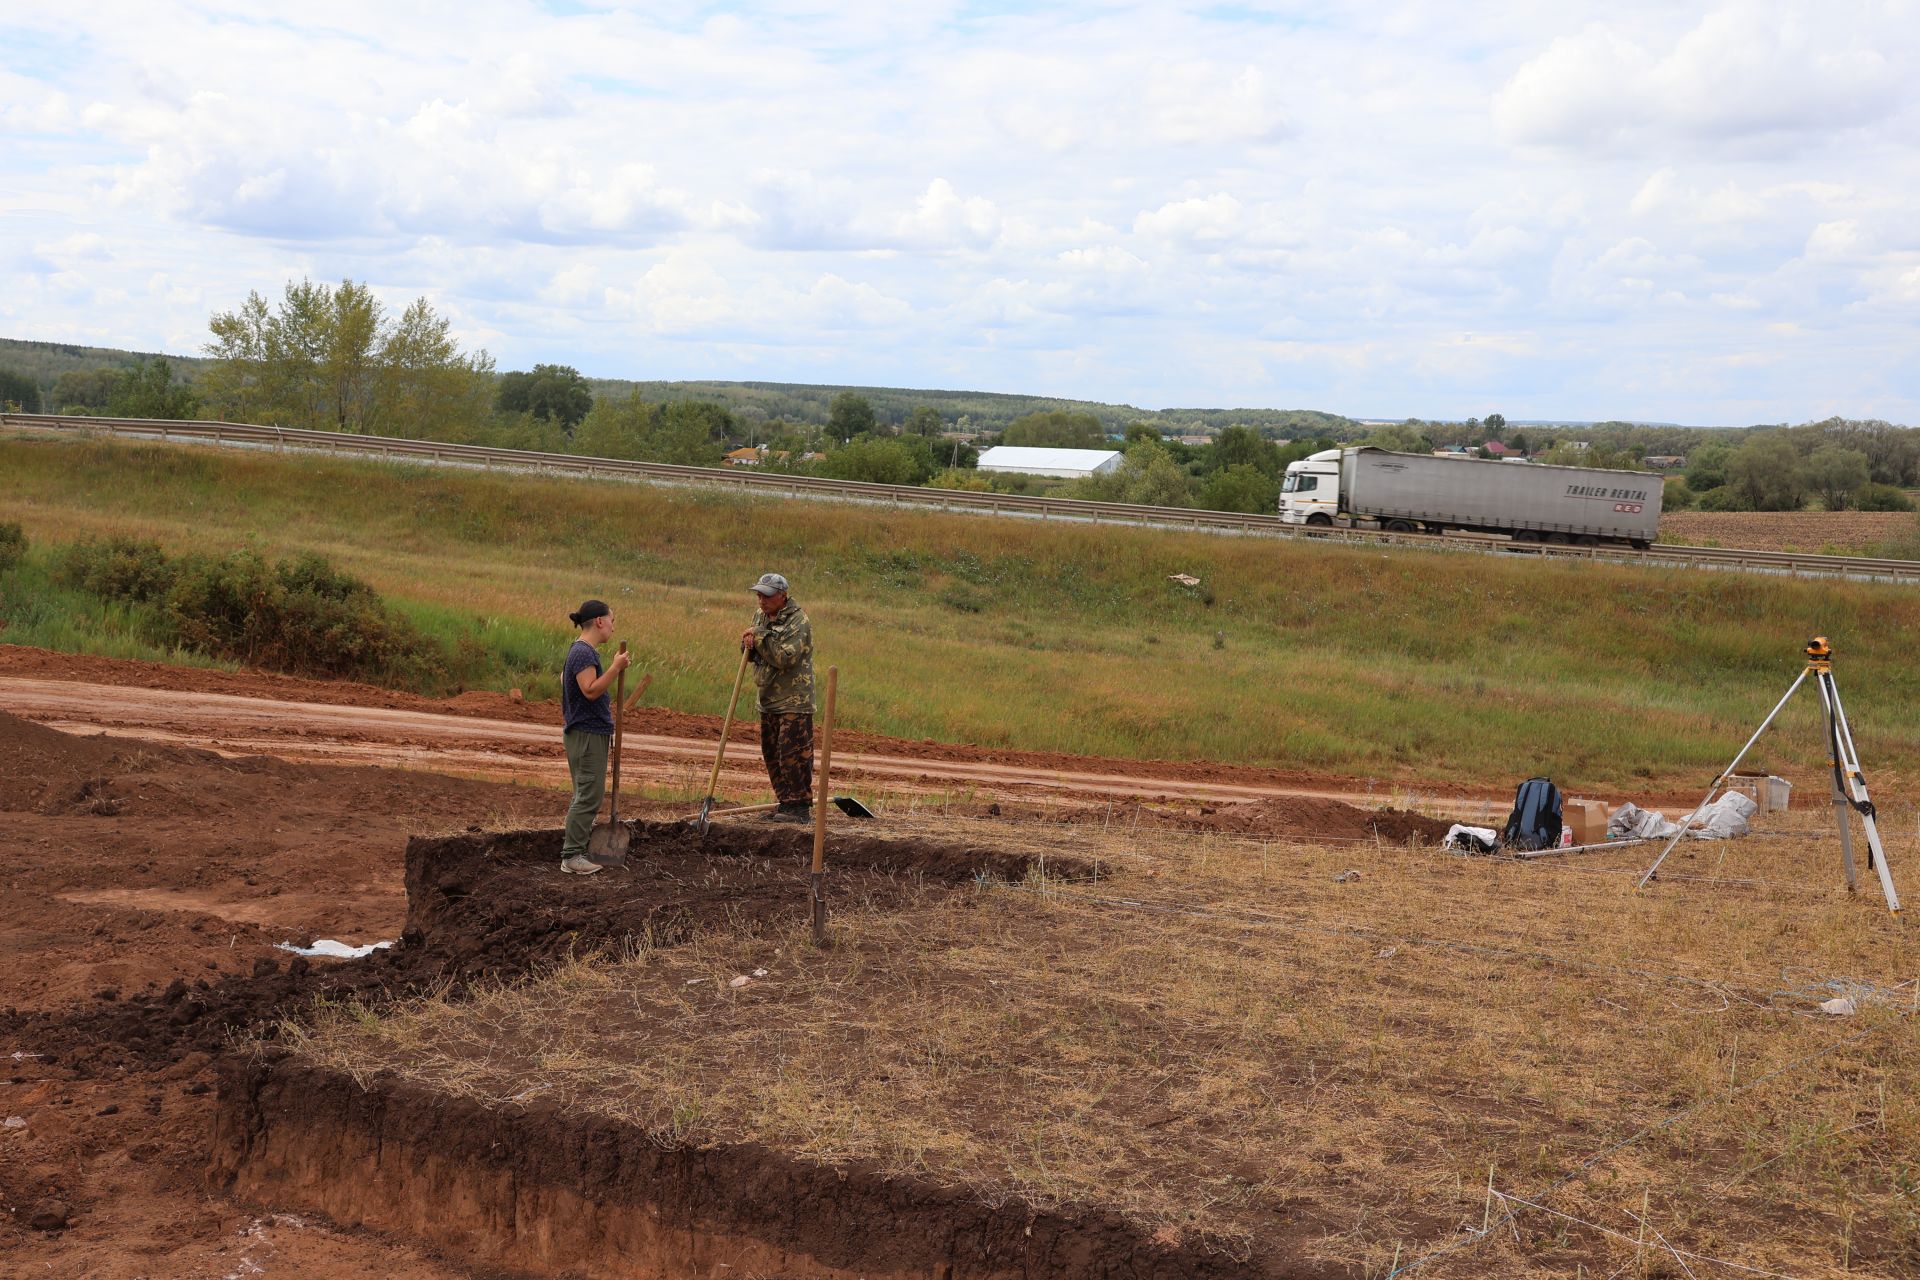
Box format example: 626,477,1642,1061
557,394,727,465
828,391,876,441
107,358,199,419
903,405,943,437
1206,424,1282,477
1485,413,1506,432
1073,441,1195,507
51,368,119,413
1198,463,1279,514
203,278,493,437
1802,446,1872,511
1003,409,1107,449
1684,443,1734,494
568,392,656,461
816,435,937,485
1727,432,1806,511
1123,422,1163,448
1361,421,1431,453
497,364,592,429
0,368,40,412
1856,483,1914,512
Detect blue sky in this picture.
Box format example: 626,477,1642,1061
2,1,1917,423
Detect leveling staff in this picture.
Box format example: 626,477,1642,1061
559,599,630,876
740,573,815,824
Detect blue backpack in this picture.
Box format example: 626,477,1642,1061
1503,777,1563,851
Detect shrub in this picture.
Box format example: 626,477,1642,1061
0,522,24,573
60,536,179,600
163,550,442,685
1855,483,1915,512
59,538,443,687
1692,486,1751,512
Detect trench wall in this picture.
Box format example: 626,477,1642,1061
211,1055,1270,1280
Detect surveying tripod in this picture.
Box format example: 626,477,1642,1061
1637,637,1901,912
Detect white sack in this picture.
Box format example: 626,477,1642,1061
1690,791,1757,840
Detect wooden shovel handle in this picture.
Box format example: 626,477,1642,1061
703,647,752,801
608,641,628,819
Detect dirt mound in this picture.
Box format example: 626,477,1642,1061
1192,797,1452,843
4,821,1100,1077
966,794,1453,843
402,822,1101,982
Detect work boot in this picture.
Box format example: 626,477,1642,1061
560,854,603,875
766,803,813,825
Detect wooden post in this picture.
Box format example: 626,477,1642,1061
810,666,838,946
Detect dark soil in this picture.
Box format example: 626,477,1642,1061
403,821,1098,984
7,821,1092,1075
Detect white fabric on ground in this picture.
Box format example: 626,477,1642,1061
1444,823,1499,853
1691,791,1757,840
1608,803,1680,839
275,939,394,959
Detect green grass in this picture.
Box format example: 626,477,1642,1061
8,429,1920,789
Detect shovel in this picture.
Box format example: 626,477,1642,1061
586,642,632,868
681,797,876,824
697,648,752,836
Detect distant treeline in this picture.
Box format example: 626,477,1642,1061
7,304,1920,518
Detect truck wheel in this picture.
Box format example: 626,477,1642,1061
1384,519,1417,533
1423,523,1448,535
1306,513,1333,527
1511,530,1539,543
1630,539,1651,550
1547,532,1571,545
1576,535,1599,546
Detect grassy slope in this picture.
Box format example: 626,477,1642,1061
6,430,1920,789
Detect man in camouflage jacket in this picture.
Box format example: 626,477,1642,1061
740,572,815,823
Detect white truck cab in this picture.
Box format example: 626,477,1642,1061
1277,449,1343,525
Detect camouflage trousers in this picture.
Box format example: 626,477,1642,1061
760,713,815,805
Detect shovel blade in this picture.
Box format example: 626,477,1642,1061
696,797,714,837
830,796,876,820
587,819,631,868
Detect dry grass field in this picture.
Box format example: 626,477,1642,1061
288,808,1920,1278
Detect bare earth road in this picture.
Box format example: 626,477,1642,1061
0,675,1525,820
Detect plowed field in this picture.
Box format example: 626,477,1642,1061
1663,510,1915,553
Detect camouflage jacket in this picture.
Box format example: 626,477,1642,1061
748,600,814,715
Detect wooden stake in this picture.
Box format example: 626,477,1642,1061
810,666,838,947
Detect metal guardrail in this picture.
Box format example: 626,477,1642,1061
7,412,1919,584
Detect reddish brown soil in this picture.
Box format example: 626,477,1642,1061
0,642,1525,801
0,708,1097,1277
0,709,559,1277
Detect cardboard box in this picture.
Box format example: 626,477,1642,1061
1564,799,1609,846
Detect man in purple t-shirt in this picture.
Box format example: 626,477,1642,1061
559,599,630,875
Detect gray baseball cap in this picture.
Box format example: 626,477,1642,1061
750,572,790,597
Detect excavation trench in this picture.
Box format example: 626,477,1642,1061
9,819,1086,1072
210,1053,1271,1280
196,824,1245,1280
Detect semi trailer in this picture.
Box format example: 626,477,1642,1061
1278,447,1662,548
